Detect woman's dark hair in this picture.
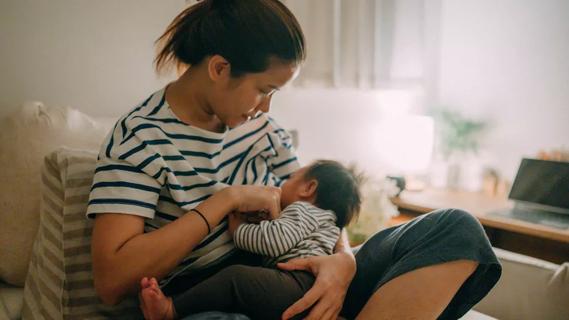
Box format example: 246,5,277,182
304,160,363,228
155,0,306,76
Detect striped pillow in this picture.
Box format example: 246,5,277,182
22,148,140,319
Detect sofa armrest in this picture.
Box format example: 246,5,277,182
474,247,569,320
22,148,140,319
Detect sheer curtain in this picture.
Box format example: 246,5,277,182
283,0,429,90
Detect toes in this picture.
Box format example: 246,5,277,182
141,288,159,306
150,285,163,296
141,277,149,289
140,288,167,320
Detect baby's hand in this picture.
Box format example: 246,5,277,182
244,210,270,223
227,212,246,235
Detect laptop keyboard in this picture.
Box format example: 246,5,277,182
489,207,569,230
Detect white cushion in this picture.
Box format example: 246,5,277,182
0,281,24,320
460,309,496,320
474,247,569,320
22,148,140,319
0,102,115,286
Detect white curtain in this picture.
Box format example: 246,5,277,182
283,0,428,89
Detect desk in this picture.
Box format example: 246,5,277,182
390,188,569,264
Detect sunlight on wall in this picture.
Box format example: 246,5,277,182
271,87,431,178
372,115,434,174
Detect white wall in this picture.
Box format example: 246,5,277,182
0,0,183,118
0,0,428,178
271,87,430,176
436,0,569,179
2,0,568,182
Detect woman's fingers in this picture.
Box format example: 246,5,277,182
234,185,282,216
303,296,329,320
283,254,352,320
277,257,311,271
316,293,342,320
268,186,282,219
321,305,341,320
303,275,341,320
282,285,322,319
304,285,344,320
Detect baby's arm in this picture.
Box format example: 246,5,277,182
227,210,273,235
233,202,319,257
227,212,247,235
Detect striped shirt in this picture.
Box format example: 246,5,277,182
86,87,299,285
234,201,341,267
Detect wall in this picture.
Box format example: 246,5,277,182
0,0,431,177
271,87,430,176
0,0,183,118
2,0,568,182
436,0,569,179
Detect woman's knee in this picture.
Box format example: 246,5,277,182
426,208,492,248
429,208,481,228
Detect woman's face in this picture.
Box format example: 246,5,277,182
211,59,299,128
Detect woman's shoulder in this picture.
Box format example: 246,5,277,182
117,88,181,131
100,88,184,156
113,88,216,141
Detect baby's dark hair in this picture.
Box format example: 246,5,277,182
304,160,363,228
155,0,306,76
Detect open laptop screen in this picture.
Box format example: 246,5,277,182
509,158,569,212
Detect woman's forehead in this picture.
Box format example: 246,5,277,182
256,61,299,86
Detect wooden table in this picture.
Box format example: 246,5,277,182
390,188,569,264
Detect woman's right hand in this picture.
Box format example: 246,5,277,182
228,185,282,219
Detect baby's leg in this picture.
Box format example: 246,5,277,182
139,277,176,320
173,265,314,319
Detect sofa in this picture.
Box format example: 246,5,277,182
1,102,568,319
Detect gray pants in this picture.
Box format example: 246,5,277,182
172,265,313,320
165,209,502,320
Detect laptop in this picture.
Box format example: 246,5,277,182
489,158,569,230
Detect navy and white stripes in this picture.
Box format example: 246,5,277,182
86,87,299,279
234,201,341,267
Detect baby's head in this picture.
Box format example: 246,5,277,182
281,160,362,228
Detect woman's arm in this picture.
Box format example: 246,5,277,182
92,185,281,305
278,229,356,320
92,187,233,305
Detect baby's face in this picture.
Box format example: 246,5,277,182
280,166,309,208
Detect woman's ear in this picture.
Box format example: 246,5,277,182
208,54,231,82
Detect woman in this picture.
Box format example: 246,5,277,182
88,1,501,319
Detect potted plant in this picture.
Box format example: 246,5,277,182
433,108,487,189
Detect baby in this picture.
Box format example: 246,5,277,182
139,160,362,320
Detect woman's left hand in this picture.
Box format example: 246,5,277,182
277,252,356,320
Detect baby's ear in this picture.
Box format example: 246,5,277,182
300,179,318,199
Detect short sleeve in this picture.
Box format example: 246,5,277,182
265,117,300,185
87,155,162,219
86,119,164,219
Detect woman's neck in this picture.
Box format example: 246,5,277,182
166,67,225,133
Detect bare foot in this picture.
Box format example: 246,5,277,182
139,277,176,320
